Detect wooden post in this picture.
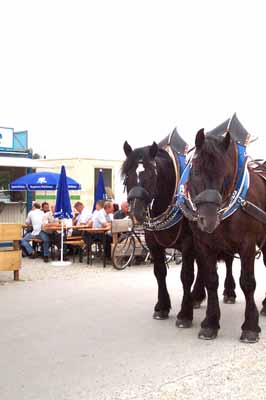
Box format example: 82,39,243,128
0,224,22,281
13,240,20,281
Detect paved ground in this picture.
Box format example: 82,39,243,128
1,257,266,400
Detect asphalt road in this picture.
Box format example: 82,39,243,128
1,258,266,400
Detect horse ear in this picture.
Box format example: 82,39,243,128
149,142,158,158
195,128,205,149
123,141,132,157
223,131,231,151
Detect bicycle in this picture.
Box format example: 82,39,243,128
165,248,182,265
112,226,149,270
111,226,182,270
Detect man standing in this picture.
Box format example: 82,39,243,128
21,202,50,262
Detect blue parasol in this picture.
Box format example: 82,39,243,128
9,171,81,191
53,166,73,265
93,169,107,211
54,165,73,220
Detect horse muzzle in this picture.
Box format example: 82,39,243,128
127,186,151,224
194,190,222,234
127,186,151,205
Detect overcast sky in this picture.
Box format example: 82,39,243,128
0,0,265,161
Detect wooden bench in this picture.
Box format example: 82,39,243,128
0,224,22,281
25,237,43,246
25,238,42,257
64,236,85,263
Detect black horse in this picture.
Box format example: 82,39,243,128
121,132,235,324
178,127,266,343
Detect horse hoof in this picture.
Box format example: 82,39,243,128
198,327,218,340
193,301,202,309
176,319,192,328
223,296,236,304
240,330,259,343
153,310,169,320
260,307,266,316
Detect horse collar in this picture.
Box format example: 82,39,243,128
177,143,250,221
144,148,186,231
219,144,249,220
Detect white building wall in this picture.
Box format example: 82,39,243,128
36,157,125,210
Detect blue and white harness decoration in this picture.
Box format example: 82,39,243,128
176,143,250,221
144,154,186,231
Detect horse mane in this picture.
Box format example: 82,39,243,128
121,146,169,178
193,136,229,176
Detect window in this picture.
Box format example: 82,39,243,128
0,166,26,203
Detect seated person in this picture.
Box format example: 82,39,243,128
114,201,129,220
92,201,113,229
89,199,105,227
112,203,119,213
20,202,50,262
41,201,50,214
71,201,92,237
84,201,114,258
72,201,91,225
42,205,70,261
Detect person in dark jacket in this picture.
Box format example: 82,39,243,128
114,201,129,220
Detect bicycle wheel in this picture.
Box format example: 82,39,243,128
112,234,136,270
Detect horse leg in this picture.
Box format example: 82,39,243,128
223,254,236,304
259,244,266,316
176,244,195,328
152,247,171,320
198,252,220,340
191,260,206,309
239,245,261,343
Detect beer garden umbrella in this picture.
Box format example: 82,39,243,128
52,165,73,266
93,169,107,211
9,171,81,191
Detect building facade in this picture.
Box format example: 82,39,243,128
0,128,49,223
36,157,125,210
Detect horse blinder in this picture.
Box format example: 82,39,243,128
127,186,151,205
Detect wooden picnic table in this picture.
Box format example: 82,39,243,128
76,227,109,267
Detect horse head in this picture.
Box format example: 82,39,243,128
189,128,235,233
122,141,159,224
122,140,175,225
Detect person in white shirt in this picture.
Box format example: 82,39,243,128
41,202,55,225
89,199,105,227
20,202,50,262
84,201,114,258
40,202,71,260
92,201,113,229
73,201,92,226
72,201,92,237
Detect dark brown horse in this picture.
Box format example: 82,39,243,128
178,129,266,342
122,135,235,325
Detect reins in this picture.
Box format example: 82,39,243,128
151,220,183,248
